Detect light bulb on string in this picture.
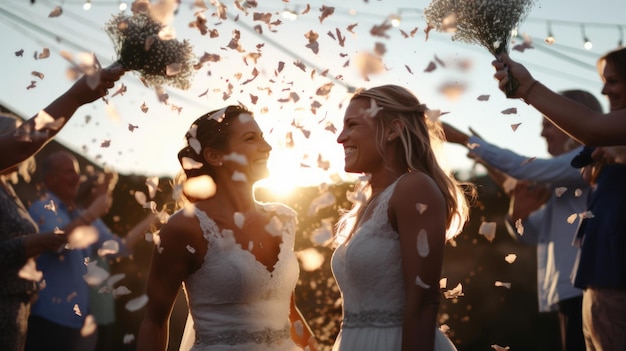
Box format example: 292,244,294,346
119,1,128,11
581,24,592,50
545,21,555,45
83,0,92,11
389,13,401,27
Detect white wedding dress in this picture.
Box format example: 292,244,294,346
331,180,458,351
179,204,303,351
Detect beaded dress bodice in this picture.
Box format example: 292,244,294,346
331,181,405,328
183,203,300,349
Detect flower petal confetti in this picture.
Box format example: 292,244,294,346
415,275,431,289
183,175,216,200
504,254,517,264
554,187,567,197
478,221,497,242
495,281,512,289
443,283,464,299
417,229,430,257
125,294,149,312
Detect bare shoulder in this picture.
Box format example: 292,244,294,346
158,210,203,248
392,171,445,204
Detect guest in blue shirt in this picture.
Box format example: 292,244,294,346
26,151,110,351
442,89,603,351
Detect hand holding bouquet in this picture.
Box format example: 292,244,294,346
424,0,535,96
105,3,195,90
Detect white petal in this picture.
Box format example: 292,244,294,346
415,202,428,214
478,221,497,242
554,187,567,197
125,294,149,312
265,216,284,237
417,229,429,257
414,275,431,289
504,254,517,264
233,212,245,229
81,315,97,336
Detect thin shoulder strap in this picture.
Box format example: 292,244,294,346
193,207,221,243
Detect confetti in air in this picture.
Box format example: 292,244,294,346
478,221,497,242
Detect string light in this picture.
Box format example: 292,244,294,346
581,24,592,50
281,8,298,21
545,21,555,45
389,13,401,27
83,0,92,11
118,1,128,11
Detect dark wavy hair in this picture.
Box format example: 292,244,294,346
177,104,253,180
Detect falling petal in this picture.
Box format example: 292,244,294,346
510,123,522,131
81,315,97,337
223,152,248,165
415,275,431,288
296,247,325,271
186,245,196,254
308,191,336,216
495,281,512,289
44,199,57,214
478,221,496,242
48,6,63,17
567,213,578,224
443,283,464,299
231,171,247,182
123,334,135,344
417,229,429,257
554,187,567,197
182,157,203,170
146,176,159,199
415,203,428,214
125,294,149,312
477,95,490,101
501,107,518,115
18,258,43,282
504,254,517,263
574,188,583,197
83,261,110,286
514,218,524,235
134,191,147,206
67,225,99,249
234,212,245,229
580,211,595,219
265,216,284,237
491,345,511,351
439,277,447,289
74,304,82,316
97,240,120,256
183,175,216,200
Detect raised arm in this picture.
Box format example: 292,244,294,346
493,54,626,146
0,63,124,172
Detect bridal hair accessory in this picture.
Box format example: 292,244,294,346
105,4,196,90
424,0,535,96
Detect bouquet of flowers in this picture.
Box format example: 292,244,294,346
105,9,195,90
424,0,535,96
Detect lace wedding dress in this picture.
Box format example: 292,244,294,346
179,204,303,351
331,180,457,351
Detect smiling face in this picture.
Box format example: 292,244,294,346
601,60,626,111
336,98,384,174
223,113,272,183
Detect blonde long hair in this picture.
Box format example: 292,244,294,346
337,85,472,242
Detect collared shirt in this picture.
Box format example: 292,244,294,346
469,136,589,311
28,192,90,329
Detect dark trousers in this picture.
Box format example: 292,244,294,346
557,296,585,351
25,315,96,351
